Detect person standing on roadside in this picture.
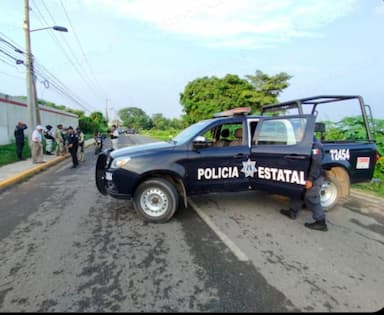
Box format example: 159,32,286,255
66,126,79,168
280,135,328,232
44,125,55,155
31,125,45,164
54,124,65,156
109,124,119,150
76,127,85,162
94,129,103,154
14,121,28,160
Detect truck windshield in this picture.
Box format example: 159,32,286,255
171,119,214,144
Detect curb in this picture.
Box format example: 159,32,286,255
0,155,68,190
0,139,95,190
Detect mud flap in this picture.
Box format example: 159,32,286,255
95,153,108,195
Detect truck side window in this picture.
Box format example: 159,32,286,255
256,118,307,145
202,123,243,148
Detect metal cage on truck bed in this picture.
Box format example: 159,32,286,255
261,95,375,141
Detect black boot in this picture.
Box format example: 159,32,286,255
304,220,328,232
280,208,297,220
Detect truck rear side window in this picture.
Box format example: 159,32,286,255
256,118,307,145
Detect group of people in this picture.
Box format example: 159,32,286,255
14,122,85,168
53,124,84,164
15,122,120,169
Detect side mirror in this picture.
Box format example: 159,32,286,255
192,136,210,149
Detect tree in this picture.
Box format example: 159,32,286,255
118,107,151,130
151,113,169,130
179,70,292,124
245,70,292,104
180,74,259,124
324,116,384,182
79,111,108,134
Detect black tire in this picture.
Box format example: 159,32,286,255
133,178,179,223
320,175,342,211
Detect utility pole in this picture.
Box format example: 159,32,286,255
23,1,67,135
31,62,41,125
23,0,37,139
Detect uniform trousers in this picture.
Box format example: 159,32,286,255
290,176,325,221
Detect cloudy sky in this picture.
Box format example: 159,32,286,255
0,0,383,121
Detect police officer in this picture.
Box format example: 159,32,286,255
14,121,28,160
280,136,328,232
66,126,79,168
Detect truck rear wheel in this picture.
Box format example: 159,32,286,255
320,175,341,211
133,178,179,223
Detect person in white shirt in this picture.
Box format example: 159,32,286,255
31,125,45,164
110,125,119,150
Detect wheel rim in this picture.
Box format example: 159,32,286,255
320,180,338,209
140,187,169,217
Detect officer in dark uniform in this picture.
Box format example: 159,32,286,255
14,121,28,160
66,126,79,168
280,136,328,231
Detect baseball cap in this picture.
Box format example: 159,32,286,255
36,125,44,130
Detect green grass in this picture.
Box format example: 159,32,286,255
0,133,93,167
0,142,31,166
352,182,384,199
141,129,180,141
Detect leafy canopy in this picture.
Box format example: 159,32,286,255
179,70,292,124
118,107,152,130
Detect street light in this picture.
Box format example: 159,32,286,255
23,0,68,140
30,26,68,33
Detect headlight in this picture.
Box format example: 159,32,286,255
110,157,131,169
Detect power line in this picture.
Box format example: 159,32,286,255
0,32,24,53
0,55,20,68
0,48,21,63
0,32,96,113
0,37,24,54
59,0,108,98
0,70,25,81
33,59,97,113
32,0,106,101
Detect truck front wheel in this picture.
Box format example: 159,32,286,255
133,178,179,223
320,175,341,211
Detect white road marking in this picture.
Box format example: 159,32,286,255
188,198,249,262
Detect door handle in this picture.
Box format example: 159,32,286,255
233,153,246,158
284,154,307,160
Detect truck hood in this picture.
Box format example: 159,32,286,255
110,141,175,159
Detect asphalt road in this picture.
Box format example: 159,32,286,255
0,134,383,312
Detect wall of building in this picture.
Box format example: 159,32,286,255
0,93,78,145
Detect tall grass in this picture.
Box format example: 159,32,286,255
0,142,31,166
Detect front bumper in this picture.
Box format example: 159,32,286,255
95,150,136,200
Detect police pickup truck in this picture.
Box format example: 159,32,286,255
96,95,378,223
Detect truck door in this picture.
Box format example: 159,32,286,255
185,120,250,194
249,115,316,198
